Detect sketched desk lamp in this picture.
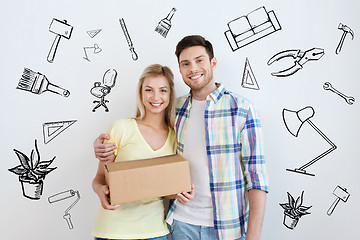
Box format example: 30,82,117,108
48,189,80,229
283,106,337,176
83,44,102,62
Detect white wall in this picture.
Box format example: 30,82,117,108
1,0,359,239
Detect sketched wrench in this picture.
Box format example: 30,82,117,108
323,82,355,105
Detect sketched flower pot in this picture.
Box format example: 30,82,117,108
20,179,43,200
283,212,299,230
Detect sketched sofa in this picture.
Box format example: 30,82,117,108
224,6,281,51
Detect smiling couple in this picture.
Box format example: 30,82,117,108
91,35,269,240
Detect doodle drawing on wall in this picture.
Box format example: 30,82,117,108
335,23,354,54
47,18,73,63
224,6,281,52
17,68,70,97
90,69,117,112
267,48,325,77
282,106,337,176
280,191,312,230
323,82,355,105
43,120,77,144
8,139,57,200
327,185,350,216
87,29,102,38
119,18,138,61
241,58,259,90
48,189,81,229
155,7,176,38
83,43,102,62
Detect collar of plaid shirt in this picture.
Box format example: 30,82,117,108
166,84,269,240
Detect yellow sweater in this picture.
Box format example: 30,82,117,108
92,118,176,239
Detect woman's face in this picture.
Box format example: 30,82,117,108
141,75,171,115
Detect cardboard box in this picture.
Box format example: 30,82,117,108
105,154,191,205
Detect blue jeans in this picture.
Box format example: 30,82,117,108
94,236,168,240
170,219,216,240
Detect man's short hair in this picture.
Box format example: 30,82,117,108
175,35,214,62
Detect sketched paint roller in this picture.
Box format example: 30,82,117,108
48,189,80,229
17,68,70,97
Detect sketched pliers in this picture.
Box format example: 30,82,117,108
267,48,325,77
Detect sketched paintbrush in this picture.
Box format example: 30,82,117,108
119,18,138,61
17,68,70,97
155,7,176,38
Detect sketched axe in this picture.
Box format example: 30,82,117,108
327,185,350,216
47,18,73,63
335,23,354,54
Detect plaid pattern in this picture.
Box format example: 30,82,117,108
166,84,269,240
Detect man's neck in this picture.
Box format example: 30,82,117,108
191,81,217,101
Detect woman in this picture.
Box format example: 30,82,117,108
92,64,176,240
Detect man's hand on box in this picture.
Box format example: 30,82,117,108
94,133,117,161
97,184,121,210
176,184,194,205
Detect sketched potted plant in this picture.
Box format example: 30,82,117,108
279,191,312,230
8,139,57,200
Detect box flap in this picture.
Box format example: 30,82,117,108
105,154,185,172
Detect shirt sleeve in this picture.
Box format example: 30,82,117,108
240,103,269,192
104,119,127,156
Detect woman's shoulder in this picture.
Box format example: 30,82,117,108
109,118,135,131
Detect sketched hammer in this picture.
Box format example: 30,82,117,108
327,186,350,216
335,23,354,54
47,18,73,63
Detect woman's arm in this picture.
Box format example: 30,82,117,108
92,155,120,210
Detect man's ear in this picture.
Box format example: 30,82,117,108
211,57,217,70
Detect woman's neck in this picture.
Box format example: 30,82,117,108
138,112,167,130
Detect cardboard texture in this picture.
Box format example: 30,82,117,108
105,154,191,204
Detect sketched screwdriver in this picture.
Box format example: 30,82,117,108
119,18,138,61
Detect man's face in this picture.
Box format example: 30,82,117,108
178,46,217,92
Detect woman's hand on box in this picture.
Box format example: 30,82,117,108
176,184,194,205
97,184,121,210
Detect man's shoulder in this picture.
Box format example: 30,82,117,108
221,87,254,108
175,94,190,109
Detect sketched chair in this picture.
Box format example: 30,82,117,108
90,69,117,112
90,83,112,112
282,106,337,176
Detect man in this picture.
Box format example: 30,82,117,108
94,35,269,240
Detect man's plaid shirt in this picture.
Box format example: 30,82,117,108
166,84,269,240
